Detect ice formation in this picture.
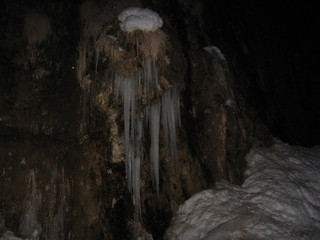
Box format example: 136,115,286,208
0,231,23,240
147,102,160,193
118,7,163,32
115,8,178,216
161,90,180,162
0,215,22,240
143,57,159,95
114,61,180,214
203,45,226,61
165,140,320,239
114,75,141,213
19,170,42,240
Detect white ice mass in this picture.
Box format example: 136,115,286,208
165,140,320,240
118,7,163,32
114,58,180,215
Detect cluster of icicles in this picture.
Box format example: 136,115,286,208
114,57,180,215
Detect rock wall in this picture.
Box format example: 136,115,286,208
0,0,272,239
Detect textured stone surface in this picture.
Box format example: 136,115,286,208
0,1,284,239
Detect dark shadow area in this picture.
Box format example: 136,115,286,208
202,1,318,146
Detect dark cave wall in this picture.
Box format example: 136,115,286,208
1,0,314,239
199,1,318,146
0,1,80,140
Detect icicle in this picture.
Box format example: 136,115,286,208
114,75,137,193
143,57,159,96
19,170,42,240
114,56,180,218
95,48,100,74
133,119,143,216
161,89,180,162
148,101,160,193
114,74,143,216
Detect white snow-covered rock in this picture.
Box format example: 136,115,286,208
0,216,23,240
118,7,163,32
165,140,320,239
0,232,23,240
203,46,226,61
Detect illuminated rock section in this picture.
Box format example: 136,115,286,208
114,8,180,216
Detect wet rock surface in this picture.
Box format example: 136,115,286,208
1,0,314,239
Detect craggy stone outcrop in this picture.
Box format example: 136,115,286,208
0,1,274,239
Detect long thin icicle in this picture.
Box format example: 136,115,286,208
149,101,160,193
19,170,42,240
133,119,143,215
161,89,180,162
114,75,137,194
143,56,159,96
114,74,143,215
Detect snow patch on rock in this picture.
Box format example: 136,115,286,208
165,140,320,239
118,7,163,32
204,45,226,61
